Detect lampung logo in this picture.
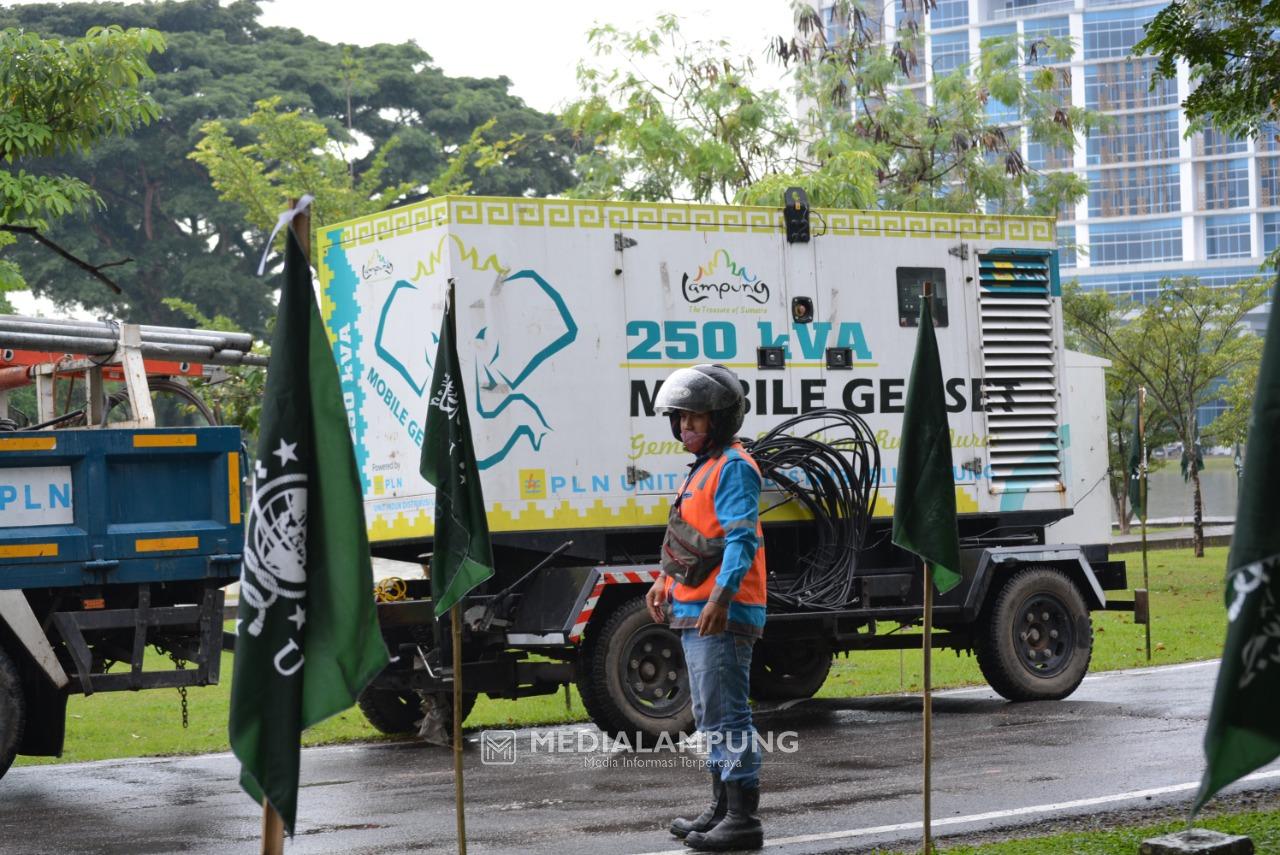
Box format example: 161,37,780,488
681,249,770,305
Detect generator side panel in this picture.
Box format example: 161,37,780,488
319,197,1063,544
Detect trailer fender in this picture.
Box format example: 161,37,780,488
965,545,1107,616
0,591,68,689
565,567,663,644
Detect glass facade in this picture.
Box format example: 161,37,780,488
1205,215,1252,259
1090,219,1182,266
932,31,969,77
813,0,1276,317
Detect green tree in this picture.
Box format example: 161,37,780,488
1136,0,1280,139
0,24,164,304
0,0,575,335
1065,280,1268,556
564,5,1102,214
1063,285,1174,533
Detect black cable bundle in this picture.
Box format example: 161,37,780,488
743,408,880,610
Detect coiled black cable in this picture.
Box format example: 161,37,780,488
743,408,880,611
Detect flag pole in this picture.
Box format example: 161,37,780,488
451,602,468,855
1139,386,1151,662
922,558,934,855
260,798,284,855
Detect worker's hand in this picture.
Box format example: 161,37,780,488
696,601,728,636
645,576,668,624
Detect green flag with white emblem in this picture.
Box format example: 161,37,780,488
1195,274,1280,813
229,209,389,835
892,292,962,595
420,282,494,618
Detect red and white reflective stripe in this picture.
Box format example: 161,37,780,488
568,567,662,643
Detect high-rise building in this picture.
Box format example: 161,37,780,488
812,0,1276,310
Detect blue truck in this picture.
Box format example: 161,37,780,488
0,425,244,777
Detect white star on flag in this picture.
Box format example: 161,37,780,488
273,438,299,467
288,606,306,630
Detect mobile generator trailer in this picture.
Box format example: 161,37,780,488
317,194,1136,739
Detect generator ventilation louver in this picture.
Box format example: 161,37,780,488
977,249,1062,493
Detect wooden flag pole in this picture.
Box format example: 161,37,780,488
451,601,468,855
1139,386,1151,662
922,559,934,855
260,798,284,855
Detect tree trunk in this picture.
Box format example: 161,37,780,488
1190,459,1205,558
1111,480,1130,535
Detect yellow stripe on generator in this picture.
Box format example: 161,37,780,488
135,536,200,552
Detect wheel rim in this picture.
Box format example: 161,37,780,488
620,624,687,717
1011,591,1075,678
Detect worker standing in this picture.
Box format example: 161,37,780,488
645,364,767,852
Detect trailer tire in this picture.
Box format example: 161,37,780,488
750,639,833,701
975,566,1093,702
357,688,422,735
357,687,476,736
585,596,692,742
0,647,25,778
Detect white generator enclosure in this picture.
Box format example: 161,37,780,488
317,196,1081,547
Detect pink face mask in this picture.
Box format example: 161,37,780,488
681,429,709,453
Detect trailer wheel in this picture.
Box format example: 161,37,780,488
585,596,692,741
750,639,833,701
357,687,476,736
0,647,25,778
975,566,1093,702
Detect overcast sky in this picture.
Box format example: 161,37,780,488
251,0,796,113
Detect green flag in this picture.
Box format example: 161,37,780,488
1126,399,1145,522
1195,275,1280,813
229,215,389,835
420,283,494,618
892,292,962,595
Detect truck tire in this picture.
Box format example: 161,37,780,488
750,639,833,701
0,647,25,778
975,566,1093,702
584,596,693,741
357,687,476,736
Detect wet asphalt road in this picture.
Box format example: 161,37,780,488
3,660,1277,855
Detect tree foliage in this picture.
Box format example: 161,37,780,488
0,0,575,335
1137,0,1280,139
0,24,165,302
1065,280,1268,555
563,4,1101,214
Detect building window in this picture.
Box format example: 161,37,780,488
1078,266,1260,303
1088,164,1181,217
1086,110,1179,165
1089,219,1182,266
1264,213,1280,255
1083,6,1164,60
931,0,968,29
931,32,969,77
1205,215,1252,259
1259,123,1280,154
1199,127,1248,156
1200,159,1250,210
980,23,1017,46
1260,156,1280,208
1084,59,1178,111
821,3,852,46
1058,225,1077,267
1028,139,1072,170
1024,17,1070,63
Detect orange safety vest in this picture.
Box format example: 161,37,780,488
666,442,766,608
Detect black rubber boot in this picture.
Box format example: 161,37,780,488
670,773,726,838
684,781,763,851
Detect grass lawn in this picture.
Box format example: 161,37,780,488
877,802,1280,854
14,545,1230,768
